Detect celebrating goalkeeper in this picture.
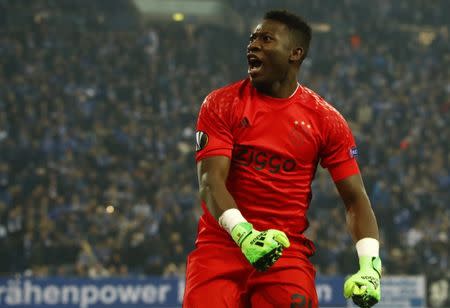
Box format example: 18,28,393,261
184,10,381,308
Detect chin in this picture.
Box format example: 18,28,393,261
249,76,270,91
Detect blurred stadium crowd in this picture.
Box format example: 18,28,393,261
0,0,448,281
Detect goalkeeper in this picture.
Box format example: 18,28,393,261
184,9,381,308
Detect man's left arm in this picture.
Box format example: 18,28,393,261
319,105,382,307
335,173,378,241
335,174,382,308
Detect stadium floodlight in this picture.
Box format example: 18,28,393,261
133,0,244,32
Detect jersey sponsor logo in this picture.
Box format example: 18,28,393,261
195,131,208,151
233,145,297,173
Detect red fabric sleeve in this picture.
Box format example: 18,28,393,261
328,159,360,182
195,93,234,162
320,108,360,181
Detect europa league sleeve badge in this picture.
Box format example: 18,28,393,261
195,131,209,151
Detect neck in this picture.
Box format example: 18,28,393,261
256,71,299,98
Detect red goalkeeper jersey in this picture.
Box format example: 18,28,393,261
194,79,360,256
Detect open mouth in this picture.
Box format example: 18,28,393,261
247,55,263,75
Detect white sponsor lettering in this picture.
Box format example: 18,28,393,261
99,285,117,304
43,285,59,304
80,285,98,308
316,284,333,302
24,280,41,304
116,285,141,303
141,285,157,303
0,279,175,307
5,281,21,305
159,284,171,303
61,285,79,304
178,278,185,303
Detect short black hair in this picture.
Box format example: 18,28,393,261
264,10,312,61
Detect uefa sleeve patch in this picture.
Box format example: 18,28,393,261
349,146,358,158
195,131,209,151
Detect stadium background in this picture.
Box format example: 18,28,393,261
0,0,448,307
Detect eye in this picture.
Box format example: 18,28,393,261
263,35,272,42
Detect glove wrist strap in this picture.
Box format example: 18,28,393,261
356,237,379,257
218,208,247,234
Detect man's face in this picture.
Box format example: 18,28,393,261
247,19,293,89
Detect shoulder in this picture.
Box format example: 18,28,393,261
197,79,249,127
202,79,249,112
300,86,347,124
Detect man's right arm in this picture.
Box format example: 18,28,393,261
197,155,290,271
197,156,237,220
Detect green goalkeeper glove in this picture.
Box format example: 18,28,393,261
231,222,290,271
344,256,382,308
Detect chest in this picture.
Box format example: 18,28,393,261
231,104,322,164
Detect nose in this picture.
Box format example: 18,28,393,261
247,40,261,53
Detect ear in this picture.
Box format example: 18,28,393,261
289,47,304,62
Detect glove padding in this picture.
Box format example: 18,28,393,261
344,256,382,308
231,222,290,271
